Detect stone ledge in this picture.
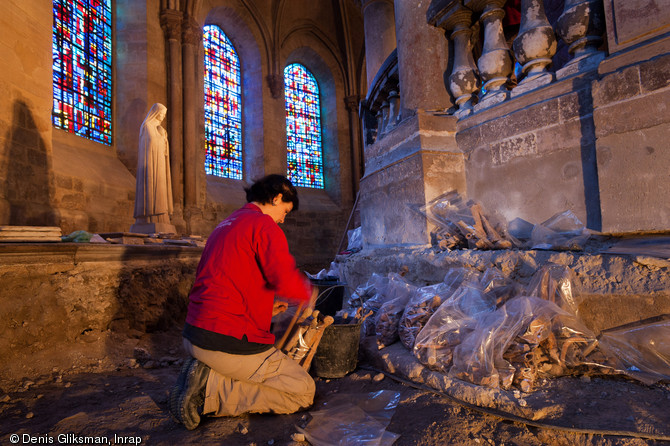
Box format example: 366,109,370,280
361,337,670,438
340,246,670,333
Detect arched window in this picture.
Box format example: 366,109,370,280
203,25,242,179
52,0,113,145
284,63,324,189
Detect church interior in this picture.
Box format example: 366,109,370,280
1,0,670,442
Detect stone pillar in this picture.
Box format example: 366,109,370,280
362,0,397,89
160,9,184,213
181,18,201,210
555,0,606,79
393,0,452,115
345,95,363,195
465,0,513,110
379,101,390,136
428,2,480,118
511,0,557,96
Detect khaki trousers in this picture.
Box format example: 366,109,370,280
183,338,315,417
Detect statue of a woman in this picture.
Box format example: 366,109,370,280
130,103,176,234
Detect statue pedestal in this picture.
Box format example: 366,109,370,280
129,221,177,235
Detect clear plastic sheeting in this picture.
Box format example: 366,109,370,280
530,210,591,251
346,226,363,252
525,263,582,316
597,315,670,385
309,261,343,281
418,191,519,251
397,268,476,350
374,276,417,348
449,296,597,390
298,390,401,446
413,280,495,373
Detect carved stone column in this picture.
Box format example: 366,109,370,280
181,18,202,210
379,100,390,136
375,109,383,140
362,0,397,89
394,0,452,115
466,0,513,110
428,2,480,118
386,90,400,130
511,0,557,97
160,9,184,212
555,0,606,79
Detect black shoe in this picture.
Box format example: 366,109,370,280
169,357,210,430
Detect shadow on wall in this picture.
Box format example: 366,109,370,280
105,252,199,365
1,100,58,226
576,78,602,232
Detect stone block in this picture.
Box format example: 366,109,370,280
639,53,670,93
594,88,670,137
422,151,467,201
477,99,560,145
490,133,538,166
360,153,428,246
596,123,670,233
603,0,670,54
510,72,555,98
10,127,39,150
59,193,87,211
591,65,640,108
558,88,593,122
473,91,509,112
555,52,605,81
466,146,590,227
535,118,595,156
455,125,482,153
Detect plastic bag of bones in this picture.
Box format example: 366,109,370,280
421,191,519,251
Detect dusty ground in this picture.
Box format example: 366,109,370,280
1,327,669,446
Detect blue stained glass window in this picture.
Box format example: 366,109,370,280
52,0,113,145
203,25,242,179
284,63,324,189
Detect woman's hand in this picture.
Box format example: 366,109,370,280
272,300,289,317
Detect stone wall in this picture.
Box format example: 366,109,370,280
594,52,670,233
0,244,202,383
360,112,465,247
457,73,601,230
0,0,364,270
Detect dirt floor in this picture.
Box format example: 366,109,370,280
1,327,669,446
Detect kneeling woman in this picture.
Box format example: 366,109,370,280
170,174,317,430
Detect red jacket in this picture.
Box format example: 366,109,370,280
186,203,312,344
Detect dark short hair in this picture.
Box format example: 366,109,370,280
245,174,299,211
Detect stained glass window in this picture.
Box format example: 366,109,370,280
203,25,242,179
284,63,324,189
52,0,113,145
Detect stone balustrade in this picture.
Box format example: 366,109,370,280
427,0,606,117
359,49,401,146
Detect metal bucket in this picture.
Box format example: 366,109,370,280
311,322,361,378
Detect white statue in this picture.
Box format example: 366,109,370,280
130,103,176,234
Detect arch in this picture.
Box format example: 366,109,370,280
282,35,350,205
52,0,113,145
202,5,266,183
203,25,243,179
284,63,324,189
